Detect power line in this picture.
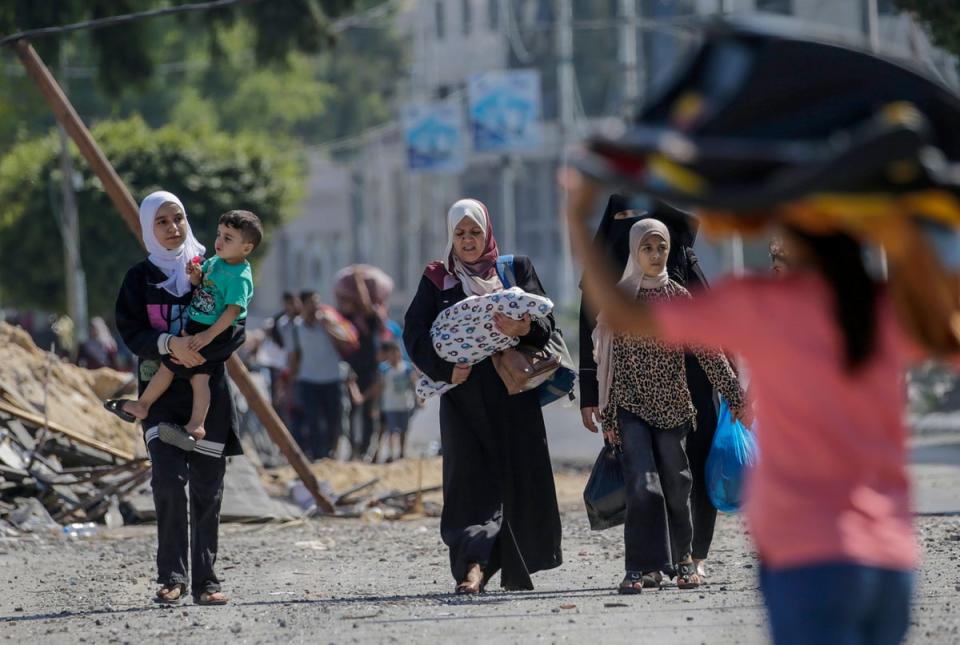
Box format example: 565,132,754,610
0,0,398,48
0,0,263,47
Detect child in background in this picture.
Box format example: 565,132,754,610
376,340,418,462
107,210,262,446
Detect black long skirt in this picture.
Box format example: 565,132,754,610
438,359,563,590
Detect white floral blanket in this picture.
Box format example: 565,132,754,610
415,287,554,399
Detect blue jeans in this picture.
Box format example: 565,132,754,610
760,562,913,645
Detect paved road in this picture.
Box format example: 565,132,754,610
410,396,960,515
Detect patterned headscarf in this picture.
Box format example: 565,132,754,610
443,198,503,297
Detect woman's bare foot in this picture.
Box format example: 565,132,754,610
185,423,206,441
693,558,707,579
455,563,484,594
122,400,149,420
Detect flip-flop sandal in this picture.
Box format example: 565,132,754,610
618,572,644,595
154,583,186,604
158,422,197,452
194,591,229,605
103,399,138,423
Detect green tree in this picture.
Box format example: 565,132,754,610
893,1,960,56
0,116,304,317
0,1,406,150
0,0,357,94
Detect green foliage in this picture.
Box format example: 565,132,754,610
0,1,406,149
0,0,357,93
894,1,960,56
0,116,304,317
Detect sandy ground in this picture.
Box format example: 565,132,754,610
2,471,959,644
3,395,959,644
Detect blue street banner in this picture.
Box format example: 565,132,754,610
468,69,542,153
402,101,466,174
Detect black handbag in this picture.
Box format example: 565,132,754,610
583,443,626,530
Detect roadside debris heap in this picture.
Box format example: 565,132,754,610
0,321,145,535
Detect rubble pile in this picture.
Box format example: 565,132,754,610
0,322,146,536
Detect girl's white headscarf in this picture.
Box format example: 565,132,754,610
593,219,672,412
139,190,205,297
443,198,503,297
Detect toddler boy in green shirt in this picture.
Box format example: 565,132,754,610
119,210,262,445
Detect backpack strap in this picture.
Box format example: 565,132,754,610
496,254,517,288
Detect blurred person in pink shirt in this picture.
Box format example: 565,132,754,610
567,174,931,645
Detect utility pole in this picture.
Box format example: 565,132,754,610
12,38,334,514
619,0,640,112
501,156,517,252
865,0,889,279
55,47,88,355
556,0,576,309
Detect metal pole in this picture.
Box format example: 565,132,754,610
865,0,889,279
556,0,576,309
12,38,334,513
56,49,88,353
619,0,639,110
501,156,517,252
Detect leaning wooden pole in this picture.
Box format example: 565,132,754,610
12,38,334,514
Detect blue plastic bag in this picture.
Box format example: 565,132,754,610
706,398,758,513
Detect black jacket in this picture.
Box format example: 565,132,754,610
115,260,244,456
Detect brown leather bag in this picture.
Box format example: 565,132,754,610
491,345,561,395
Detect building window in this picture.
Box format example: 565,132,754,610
488,0,499,30
435,1,445,39
755,0,791,13
462,0,472,35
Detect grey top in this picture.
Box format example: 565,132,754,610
287,317,341,384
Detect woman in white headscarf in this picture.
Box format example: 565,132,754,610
592,218,744,594
113,190,244,606
403,198,563,594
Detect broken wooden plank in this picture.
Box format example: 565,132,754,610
0,398,134,461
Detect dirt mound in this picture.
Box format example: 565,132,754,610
0,321,142,458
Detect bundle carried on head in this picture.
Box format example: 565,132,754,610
574,16,960,355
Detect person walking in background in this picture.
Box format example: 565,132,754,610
579,194,723,579
590,218,745,594
287,291,358,461
567,170,925,643
78,317,120,370
373,340,418,462
267,292,301,422
403,198,562,593
336,270,387,460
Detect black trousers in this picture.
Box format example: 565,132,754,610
350,398,378,459
618,408,694,573
685,354,719,560
148,438,226,596
292,380,342,460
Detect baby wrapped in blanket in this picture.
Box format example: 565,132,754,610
416,287,554,399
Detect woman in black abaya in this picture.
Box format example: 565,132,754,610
403,198,562,593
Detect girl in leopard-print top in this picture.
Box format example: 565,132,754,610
593,219,745,595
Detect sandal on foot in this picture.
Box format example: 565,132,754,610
676,561,702,590
618,572,644,595
158,422,197,452
194,590,228,605
154,583,186,604
642,571,663,589
104,399,138,423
